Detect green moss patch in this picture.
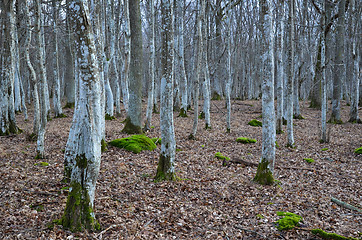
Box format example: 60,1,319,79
321,148,329,151
35,162,49,167
276,211,302,231
248,119,262,127
214,152,230,161
151,137,162,145
236,137,257,144
354,147,362,154
109,135,156,154
304,158,315,163
311,229,359,240
254,158,274,185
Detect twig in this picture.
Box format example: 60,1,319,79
331,197,362,213
235,225,267,239
96,224,117,239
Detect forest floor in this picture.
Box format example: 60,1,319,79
0,99,361,240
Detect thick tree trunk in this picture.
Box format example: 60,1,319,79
61,0,103,232
155,0,176,182
0,0,20,136
122,0,143,134
329,0,345,124
254,0,275,185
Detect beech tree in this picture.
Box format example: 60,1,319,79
254,0,276,185
60,0,103,231
155,0,176,181
0,0,20,136
122,0,143,134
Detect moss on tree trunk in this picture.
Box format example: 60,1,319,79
60,181,100,232
122,116,143,134
254,158,274,185
155,153,176,182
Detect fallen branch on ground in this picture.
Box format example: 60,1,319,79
331,197,362,213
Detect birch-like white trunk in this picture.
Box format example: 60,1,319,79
189,0,204,139
35,0,48,159
348,0,360,123
0,0,19,135
52,0,64,118
254,0,275,185
330,0,345,123
286,0,294,147
320,0,327,143
155,0,176,181
144,0,155,131
225,14,232,133
276,0,285,134
61,0,103,231
202,4,211,129
121,0,130,114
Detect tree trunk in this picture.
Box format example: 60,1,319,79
155,0,176,182
61,0,103,232
0,0,20,136
144,0,156,131
286,0,295,147
122,0,143,134
320,0,327,143
254,0,275,185
276,0,285,134
329,0,345,124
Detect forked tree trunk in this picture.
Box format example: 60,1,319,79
61,0,103,232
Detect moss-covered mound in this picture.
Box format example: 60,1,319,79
236,137,257,144
304,158,315,163
215,152,230,161
276,211,302,231
354,147,362,154
109,135,156,154
248,119,262,127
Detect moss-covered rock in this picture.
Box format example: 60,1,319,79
354,147,362,154
304,158,315,163
215,152,230,161
276,211,302,231
248,119,262,127
311,229,359,240
236,137,257,144
109,135,156,154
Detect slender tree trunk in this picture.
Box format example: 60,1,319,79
35,0,48,159
276,0,285,134
189,0,204,140
122,0,143,134
202,2,211,129
320,0,327,143
286,0,295,147
254,0,275,185
225,13,232,133
60,0,103,232
121,0,130,114
144,0,156,131
155,0,176,181
52,0,64,118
